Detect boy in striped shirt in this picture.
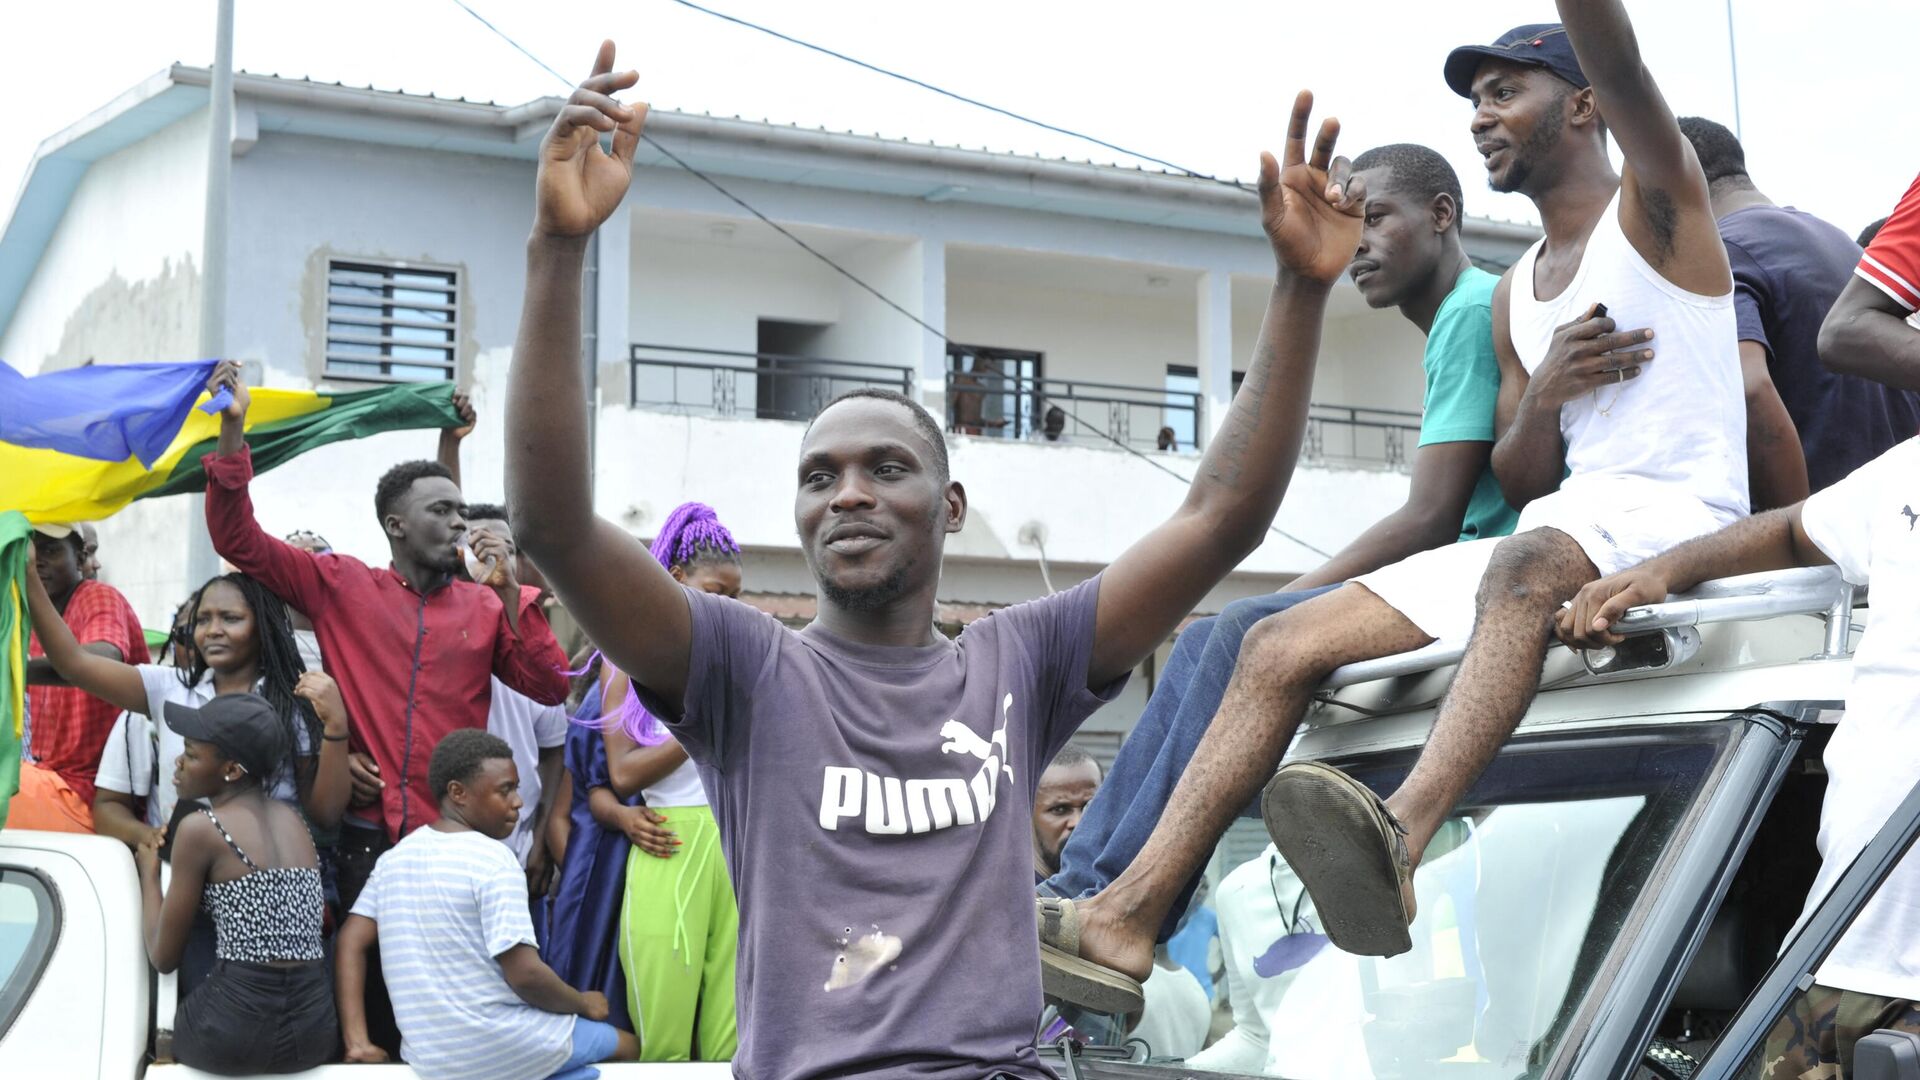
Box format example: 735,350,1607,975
336,730,637,1079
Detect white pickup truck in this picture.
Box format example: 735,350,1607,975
0,829,728,1079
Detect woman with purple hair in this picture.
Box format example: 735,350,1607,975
600,502,744,1062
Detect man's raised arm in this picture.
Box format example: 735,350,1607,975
201,361,333,619
504,41,695,712
1087,92,1359,687
1554,0,1727,292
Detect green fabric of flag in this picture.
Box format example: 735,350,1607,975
139,382,464,500
0,510,33,830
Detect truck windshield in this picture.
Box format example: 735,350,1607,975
1188,726,1728,1079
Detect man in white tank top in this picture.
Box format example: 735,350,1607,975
1053,0,1804,987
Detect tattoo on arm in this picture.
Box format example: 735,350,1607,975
1207,353,1267,488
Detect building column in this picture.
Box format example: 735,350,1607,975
1196,270,1234,446
917,237,948,417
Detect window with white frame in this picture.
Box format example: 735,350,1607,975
323,260,459,382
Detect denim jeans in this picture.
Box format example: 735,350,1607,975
1041,585,1339,943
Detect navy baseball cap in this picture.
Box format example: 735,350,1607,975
1444,23,1590,99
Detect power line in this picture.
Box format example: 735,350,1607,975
447,0,1330,560
663,0,1246,189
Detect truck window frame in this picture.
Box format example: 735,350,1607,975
0,867,61,1042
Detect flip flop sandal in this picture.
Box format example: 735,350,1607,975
1262,760,1415,958
1035,896,1145,1015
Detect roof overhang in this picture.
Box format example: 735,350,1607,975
0,65,1541,339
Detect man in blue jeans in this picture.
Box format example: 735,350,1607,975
1039,143,1522,985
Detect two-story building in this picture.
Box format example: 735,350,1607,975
0,66,1538,746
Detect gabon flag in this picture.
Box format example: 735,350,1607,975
0,360,463,525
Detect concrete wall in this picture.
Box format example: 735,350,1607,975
0,111,208,373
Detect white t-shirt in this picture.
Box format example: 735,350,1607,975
485,677,567,866
350,826,574,1080
93,667,309,828
641,751,707,808
1800,436,1920,999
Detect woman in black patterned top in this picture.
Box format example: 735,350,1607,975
136,692,334,1075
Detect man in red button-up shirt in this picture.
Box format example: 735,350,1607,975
200,363,569,876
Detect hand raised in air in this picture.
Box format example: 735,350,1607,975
1258,90,1365,286
534,40,648,240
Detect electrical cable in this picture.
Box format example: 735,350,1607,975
661,0,1247,189
448,0,1331,559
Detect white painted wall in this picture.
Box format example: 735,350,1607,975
0,111,208,373
947,276,1193,387
591,406,1409,586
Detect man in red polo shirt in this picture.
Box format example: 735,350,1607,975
199,361,569,903
1820,171,1920,388
20,523,150,832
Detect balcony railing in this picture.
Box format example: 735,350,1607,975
628,343,1423,469
629,344,914,421
1307,404,1422,469
947,372,1202,452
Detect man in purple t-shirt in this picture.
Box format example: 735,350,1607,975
506,43,1369,1080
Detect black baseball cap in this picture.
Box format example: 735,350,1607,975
165,693,288,780
1444,23,1590,99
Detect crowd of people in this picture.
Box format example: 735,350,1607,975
14,0,1920,1077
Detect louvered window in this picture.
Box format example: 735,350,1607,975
324,260,458,382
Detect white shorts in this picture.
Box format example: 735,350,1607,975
1352,478,1738,641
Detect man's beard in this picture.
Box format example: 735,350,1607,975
819,560,915,613
1491,93,1567,194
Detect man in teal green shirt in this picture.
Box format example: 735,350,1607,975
1041,142,1521,1013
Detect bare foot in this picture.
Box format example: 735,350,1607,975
1067,893,1154,985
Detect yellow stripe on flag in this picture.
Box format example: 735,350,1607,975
0,389,332,524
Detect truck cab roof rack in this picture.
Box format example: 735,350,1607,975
1318,565,1859,695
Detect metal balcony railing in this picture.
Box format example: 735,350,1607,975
946,371,1202,451
1306,404,1423,469
628,344,914,422
629,343,1425,470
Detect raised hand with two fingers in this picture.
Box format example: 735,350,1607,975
1258,90,1366,285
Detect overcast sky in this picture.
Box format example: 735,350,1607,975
2,0,1913,240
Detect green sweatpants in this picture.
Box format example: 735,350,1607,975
618,804,738,1062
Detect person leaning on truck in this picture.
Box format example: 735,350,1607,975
1559,430,1920,1077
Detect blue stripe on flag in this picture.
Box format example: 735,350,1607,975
0,360,228,468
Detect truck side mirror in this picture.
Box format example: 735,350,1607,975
1857,1030,1920,1080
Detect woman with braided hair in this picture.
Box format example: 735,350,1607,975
25,569,356,863
599,501,743,1061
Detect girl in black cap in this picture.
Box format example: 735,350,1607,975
136,692,335,1074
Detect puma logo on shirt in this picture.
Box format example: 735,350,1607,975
818,694,1017,835
1902,505,1918,531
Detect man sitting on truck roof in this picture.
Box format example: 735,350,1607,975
1036,141,1524,1002
1048,1,1810,992
505,39,1366,1077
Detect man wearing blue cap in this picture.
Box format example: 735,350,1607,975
1049,0,1784,990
